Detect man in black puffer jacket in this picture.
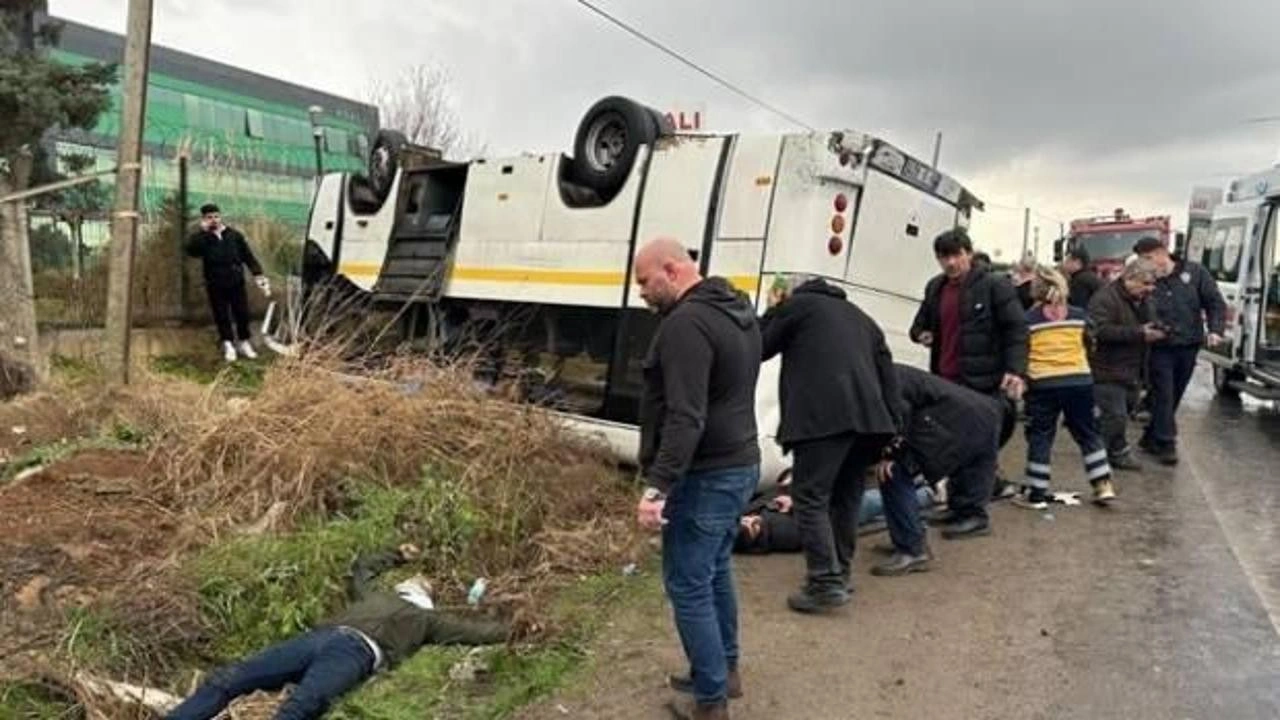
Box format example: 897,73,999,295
910,228,1027,537
761,274,900,613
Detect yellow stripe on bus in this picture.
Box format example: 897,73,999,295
338,262,758,294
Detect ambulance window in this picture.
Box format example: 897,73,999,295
1206,218,1246,282
1222,224,1244,280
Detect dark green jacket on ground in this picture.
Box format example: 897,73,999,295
318,551,509,668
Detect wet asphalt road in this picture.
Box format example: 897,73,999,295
522,363,1280,719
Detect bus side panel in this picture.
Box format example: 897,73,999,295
337,173,402,292
844,170,955,305
531,152,647,307
708,135,784,303
626,136,728,308
445,154,558,304
761,135,858,282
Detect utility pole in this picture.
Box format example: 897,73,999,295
1033,226,1040,261
102,0,154,384
931,131,942,169
1021,207,1031,259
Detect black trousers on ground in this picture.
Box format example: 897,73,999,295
790,432,888,591
1094,381,1139,459
205,281,251,343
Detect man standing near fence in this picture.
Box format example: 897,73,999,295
185,203,270,362
633,237,761,720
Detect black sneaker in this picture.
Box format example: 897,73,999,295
1110,453,1143,472
1157,447,1178,466
871,550,932,576
941,516,991,540
786,586,849,614
1013,486,1050,509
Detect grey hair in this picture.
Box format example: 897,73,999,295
1122,257,1158,283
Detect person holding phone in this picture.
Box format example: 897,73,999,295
185,203,270,362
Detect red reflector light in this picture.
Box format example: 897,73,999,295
834,193,848,213
828,236,843,255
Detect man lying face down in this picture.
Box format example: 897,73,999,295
733,472,935,554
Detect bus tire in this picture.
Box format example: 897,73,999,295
571,96,659,197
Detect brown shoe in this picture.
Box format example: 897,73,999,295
667,669,743,699
667,698,730,720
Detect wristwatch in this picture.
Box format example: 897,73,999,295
641,487,665,502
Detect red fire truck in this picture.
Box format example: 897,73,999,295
1054,209,1172,281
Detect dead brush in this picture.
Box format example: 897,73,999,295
111,344,642,599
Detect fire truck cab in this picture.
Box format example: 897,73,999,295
1054,209,1173,281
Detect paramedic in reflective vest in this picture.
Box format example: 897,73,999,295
164,545,509,720
185,203,270,363
1132,236,1227,466
761,274,900,614
633,238,761,720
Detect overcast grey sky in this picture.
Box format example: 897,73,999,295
52,0,1280,260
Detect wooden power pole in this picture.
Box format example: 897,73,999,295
102,0,154,384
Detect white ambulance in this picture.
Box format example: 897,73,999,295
297,96,985,485
1190,170,1280,399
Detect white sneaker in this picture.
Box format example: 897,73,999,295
221,341,237,363
236,340,258,360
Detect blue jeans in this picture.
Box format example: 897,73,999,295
1143,345,1199,449
881,462,927,555
858,486,932,527
662,464,758,705
1024,385,1111,491
166,627,375,720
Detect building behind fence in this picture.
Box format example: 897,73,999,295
27,12,379,329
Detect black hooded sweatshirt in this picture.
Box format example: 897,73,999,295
638,277,762,492
761,278,901,448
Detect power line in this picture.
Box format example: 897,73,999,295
571,0,816,131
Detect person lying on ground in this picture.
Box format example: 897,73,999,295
165,544,510,720
734,473,934,555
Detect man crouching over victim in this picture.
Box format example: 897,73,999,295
165,544,509,720
632,238,761,720
870,364,1004,577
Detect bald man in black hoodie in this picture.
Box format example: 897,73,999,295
632,238,761,720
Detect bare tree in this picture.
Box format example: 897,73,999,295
367,64,482,160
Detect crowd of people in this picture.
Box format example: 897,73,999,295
631,229,1226,720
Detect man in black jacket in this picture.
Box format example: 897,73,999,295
910,228,1027,537
185,203,270,363
1064,246,1103,309
1133,237,1227,465
1087,259,1164,471
760,274,899,613
165,544,509,720
632,238,760,720
871,363,1003,576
